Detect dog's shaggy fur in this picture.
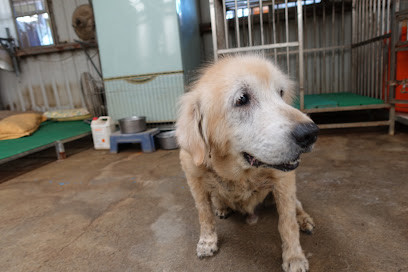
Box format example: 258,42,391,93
176,55,317,272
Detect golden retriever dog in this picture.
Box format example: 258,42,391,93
176,55,318,272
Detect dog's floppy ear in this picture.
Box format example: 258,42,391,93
176,92,207,166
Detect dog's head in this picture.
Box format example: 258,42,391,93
176,55,318,174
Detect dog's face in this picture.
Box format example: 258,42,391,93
176,55,318,173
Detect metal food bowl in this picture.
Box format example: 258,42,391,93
118,116,146,134
156,130,178,150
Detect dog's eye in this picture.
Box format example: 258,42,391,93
280,90,284,97
236,93,250,107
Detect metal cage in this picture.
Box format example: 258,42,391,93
209,0,398,134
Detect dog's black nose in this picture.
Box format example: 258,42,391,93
292,122,319,148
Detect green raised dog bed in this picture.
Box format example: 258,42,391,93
0,120,91,163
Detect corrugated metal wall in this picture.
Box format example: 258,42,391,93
0,50,100,111
0,0,101,111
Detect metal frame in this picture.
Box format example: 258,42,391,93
209,0,397,135
0,132,91,164
389,0,408,131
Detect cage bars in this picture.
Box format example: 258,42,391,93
209,0,395,134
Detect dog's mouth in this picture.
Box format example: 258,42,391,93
242,152,300,172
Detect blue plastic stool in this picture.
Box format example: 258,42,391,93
110,128,159,153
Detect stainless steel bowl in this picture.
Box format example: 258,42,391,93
156,130,178,150
119,116,146,134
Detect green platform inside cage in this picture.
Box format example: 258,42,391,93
293,92,385,110
0,120,91,162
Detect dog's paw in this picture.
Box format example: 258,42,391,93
246,213,258,225
282,256,309,272
196,236,218,258
215,208,232,219
297,214,315,234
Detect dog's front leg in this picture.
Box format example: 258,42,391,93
186,175,218,258
272,172,309,272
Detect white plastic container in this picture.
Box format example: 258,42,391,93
91,116,115,149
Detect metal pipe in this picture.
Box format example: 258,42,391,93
384,0,391,101
277,2,281,64
317,121,391,129
209,0,218,60
266,44,350,57
313,0,318,93
357,0,362,95
352,0,356,93
389,0,398,103
380,0,386,100
223,0,229,49
285,0,289,74
322,0,326,93
363,0,367,96
359,0,363,96
242,7,247,46
268,4,272,45
303,2,308,93
234,0,240,48
368,0,373,98
297,0,304,110
341,0,345,94
389,106,395,135
372,0,376,98
331,1,335,92
272,0,277,62
352,0,362,94
369,0,373,97
387,0,391,32
247,0,252,46
303,103,391,113
218,41,300,54
260,0,264,45
376,0,381,99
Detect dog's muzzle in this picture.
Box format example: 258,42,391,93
242,122,319,172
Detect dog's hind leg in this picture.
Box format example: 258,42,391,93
296,199,315,234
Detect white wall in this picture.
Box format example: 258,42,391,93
0,0,101,111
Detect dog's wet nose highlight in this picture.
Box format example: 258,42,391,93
292,122,319,148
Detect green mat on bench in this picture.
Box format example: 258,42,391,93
0,120,91,160
293,92,385,110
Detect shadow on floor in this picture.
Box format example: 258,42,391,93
0,136,94,184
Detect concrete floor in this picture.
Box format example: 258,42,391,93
1,130,408,272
